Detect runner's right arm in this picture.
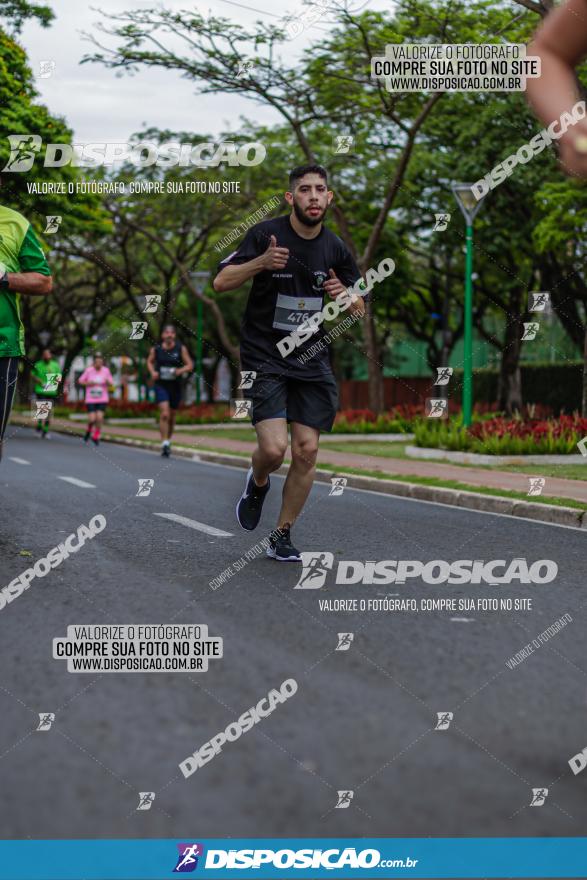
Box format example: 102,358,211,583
146,346,159,380
213,235,288,293
527,0,587,175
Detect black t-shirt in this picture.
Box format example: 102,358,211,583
154,341,183,383
218,215,361,378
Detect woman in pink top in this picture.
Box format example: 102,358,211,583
78,353,114,446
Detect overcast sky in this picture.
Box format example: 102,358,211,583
19,0,394,143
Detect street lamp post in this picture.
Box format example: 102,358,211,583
451,183,488,427
190,272,210,405
134,297,147,403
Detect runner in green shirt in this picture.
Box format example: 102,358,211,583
0,203,53,459
32,348,61,438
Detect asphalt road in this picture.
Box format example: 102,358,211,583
1,425,586,842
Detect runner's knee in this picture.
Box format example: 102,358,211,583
259,439,287,468
291,437,318,467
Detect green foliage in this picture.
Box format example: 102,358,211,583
0,0,54,32
452,362,584,413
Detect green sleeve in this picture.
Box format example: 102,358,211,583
17,226,52,275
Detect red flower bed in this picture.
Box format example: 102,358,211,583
469,413,587,441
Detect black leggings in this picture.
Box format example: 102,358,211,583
0,356,19,459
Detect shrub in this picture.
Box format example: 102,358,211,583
413,414,587,455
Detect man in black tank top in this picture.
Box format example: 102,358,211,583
147,324,193,457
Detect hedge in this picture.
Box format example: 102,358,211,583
452,361,584,413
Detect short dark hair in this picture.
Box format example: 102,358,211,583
162,323,176,333
289,164,328,190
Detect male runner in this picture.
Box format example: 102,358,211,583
526,0,587,176
32,347,61,438
147,324,193,457
213,164,364,561
0,203,53,460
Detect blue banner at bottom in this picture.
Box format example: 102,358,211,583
0,837,584,879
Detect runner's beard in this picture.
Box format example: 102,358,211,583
292,198,327,227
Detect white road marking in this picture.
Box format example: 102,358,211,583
8,457,30,465
153,512,233,537
58,476,96,489
450,617,475,623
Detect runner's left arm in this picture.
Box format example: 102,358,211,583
176,345,194,377
323,247,365,317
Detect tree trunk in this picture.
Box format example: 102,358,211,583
498,317,523,413
363,306,384,412
582,324,587,417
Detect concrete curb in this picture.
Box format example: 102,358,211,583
10,419,585,529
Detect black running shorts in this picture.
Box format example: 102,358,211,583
248,372,338,432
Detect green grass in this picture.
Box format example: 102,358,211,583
178,427,257,442
318,465,586,511
320,440,412,458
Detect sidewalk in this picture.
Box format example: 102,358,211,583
28,418,587,505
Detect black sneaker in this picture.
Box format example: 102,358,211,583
266,525,301,562
161,443,170,458
83,430,91,443
236,467,270,531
